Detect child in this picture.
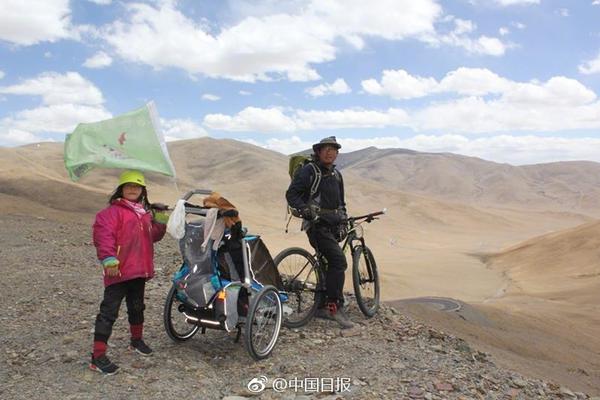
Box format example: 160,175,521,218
90,170,168,375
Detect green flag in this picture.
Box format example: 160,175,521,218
64,102,176,181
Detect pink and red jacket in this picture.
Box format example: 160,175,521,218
93,199,166,287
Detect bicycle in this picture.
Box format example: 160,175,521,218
274,209,384,328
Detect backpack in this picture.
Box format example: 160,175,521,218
288,155,322,201
285,155,341,231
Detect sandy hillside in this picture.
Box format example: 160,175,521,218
2,138,600,395
2,139,594,303
337,148,600,215
393,221,600,394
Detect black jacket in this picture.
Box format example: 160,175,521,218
286,160,346,226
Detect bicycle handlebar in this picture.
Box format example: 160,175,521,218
350,208,386,222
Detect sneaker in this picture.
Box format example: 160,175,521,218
328,302,355,329
129,339,153,356
89,354,119,375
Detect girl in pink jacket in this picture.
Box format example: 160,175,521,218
90,170,167,375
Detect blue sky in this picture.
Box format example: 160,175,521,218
2,0,600,165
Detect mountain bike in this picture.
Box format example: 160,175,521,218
274,210,384,328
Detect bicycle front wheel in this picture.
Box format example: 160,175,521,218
274,247,323,328
352,245,380,318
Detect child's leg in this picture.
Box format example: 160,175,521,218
93,282,127,358
125,278,153,355
125,278,146,340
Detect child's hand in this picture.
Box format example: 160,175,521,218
102,257,121,277
153,211,169,225
104,265,121,277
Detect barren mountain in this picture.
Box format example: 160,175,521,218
486,220,600,303
336,148,600,215
2,138,600,396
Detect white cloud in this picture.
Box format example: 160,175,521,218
370,134,600,165
362,67,511,99
423,17,509,56
4,104,111,134
0,72,110,146
250,134,600,165
239,90,252,96
100,0,506,82
0,0,74,45
306,78,351,97
160,118,208,141
202,94,220,101
556,8,570,17
83,51,113,69
499,27,509,36
0,72,104,105
296,108,409,130
203,107,297,132
362,70,437,99
512,22,526,29
363,67,595,105
0,70,4,80
579,53,600,75
593,0,600,5
88,0,112,4
0,128,45,145
438,67,512,95
244,135,312,154
495,0,539,5
203,106,410,132
205,69,600,135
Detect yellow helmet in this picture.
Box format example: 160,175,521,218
118,170,146,187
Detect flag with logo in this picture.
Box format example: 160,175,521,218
64,102,176,181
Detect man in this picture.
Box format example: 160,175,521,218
286,136,354,329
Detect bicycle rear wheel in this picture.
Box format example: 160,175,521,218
163,285,199,341
352,245,380,318
245,285,282,360
273,247,323,328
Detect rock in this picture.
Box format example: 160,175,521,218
62,335,75,345
434,382,454,392
408,386,424,398
339,327,361,337
61,350,78,363
560,387,576,398
391,362,407,370
511,378,528,388
430,344,445,353
428,329,445,340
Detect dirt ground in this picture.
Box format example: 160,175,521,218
1,212,594,400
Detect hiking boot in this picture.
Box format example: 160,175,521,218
327,302,354,329
90,354,119,375
129,339,153,356
314,307,334,320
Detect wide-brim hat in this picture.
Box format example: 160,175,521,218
312,136,342,153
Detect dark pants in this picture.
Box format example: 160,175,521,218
94,278,146,343
307,224,347,305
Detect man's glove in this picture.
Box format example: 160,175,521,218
102,257,120,277
301,206,316,221
335,224,348,242
152,210,169,224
